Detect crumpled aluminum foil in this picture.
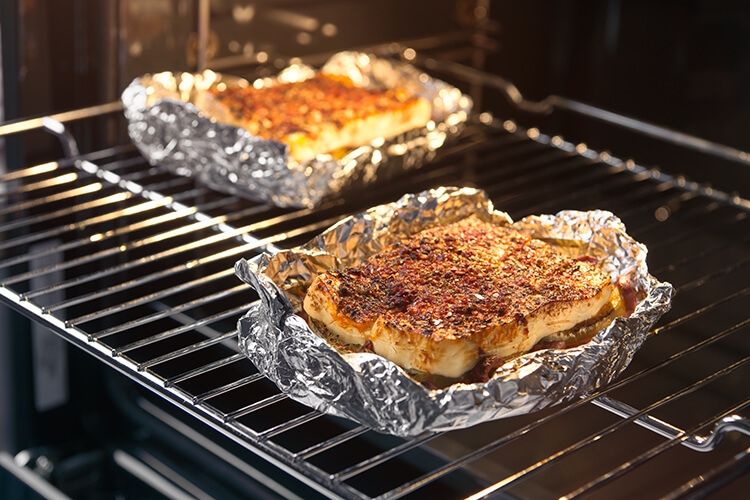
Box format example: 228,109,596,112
235,186,674,436
121,52,472,208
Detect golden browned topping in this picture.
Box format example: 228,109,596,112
328,216,612,343
209,74,421,142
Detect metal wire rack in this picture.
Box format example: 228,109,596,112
1,62,750,498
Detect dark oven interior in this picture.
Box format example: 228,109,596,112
1,1,749,499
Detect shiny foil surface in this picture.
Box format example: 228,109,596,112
235,187,673,436
121,52,472,208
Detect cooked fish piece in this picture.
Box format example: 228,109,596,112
208,73,432,162
303,216,625,379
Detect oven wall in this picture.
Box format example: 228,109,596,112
486,0,750,196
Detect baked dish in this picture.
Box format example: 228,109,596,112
235,187,673,435
208,73,432,162
122,52,471,208
304,215,635,383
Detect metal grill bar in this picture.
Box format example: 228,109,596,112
138,329,239,369
0,101,123,136
333,434,439,483
593,396,750,453
3,180,102,214
194,373,268,404
0,191,132,239
70,269,238,327
296,427,371,461
258,411,323,440
465,357,750,500
24,216,256,304
116,307,247,355
224,393,289,421
165,353,247,387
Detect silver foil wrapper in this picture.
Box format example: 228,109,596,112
235,187,673,436
121,52,472,208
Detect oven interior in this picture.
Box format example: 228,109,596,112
1,1,749,499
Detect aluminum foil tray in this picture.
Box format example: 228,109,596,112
235,187,673,436
121,52,472,208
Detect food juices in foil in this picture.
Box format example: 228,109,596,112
121,51,472,208
235,187,673,436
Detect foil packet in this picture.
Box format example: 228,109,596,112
235,187,673,436
121,52,472,208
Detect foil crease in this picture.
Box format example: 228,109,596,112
121,52,472,208
235,187,674,436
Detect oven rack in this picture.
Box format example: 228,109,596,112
2,100,750,498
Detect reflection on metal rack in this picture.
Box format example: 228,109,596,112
1,66,750,498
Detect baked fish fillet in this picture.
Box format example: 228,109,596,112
208,73,431,163
303,215,625,379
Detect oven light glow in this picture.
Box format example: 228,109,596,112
265,9,319,31
40,173,78,188
428,131,446,150
152,72,176,90
99,170,120,185
232,5,255,23
322,23,338,37
389,143,409,156
3,162,57,182
179,73,195,93
42,117,66,135
129,41,143,58
122,180,143,194
201,70,218,87
654,206,670,221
